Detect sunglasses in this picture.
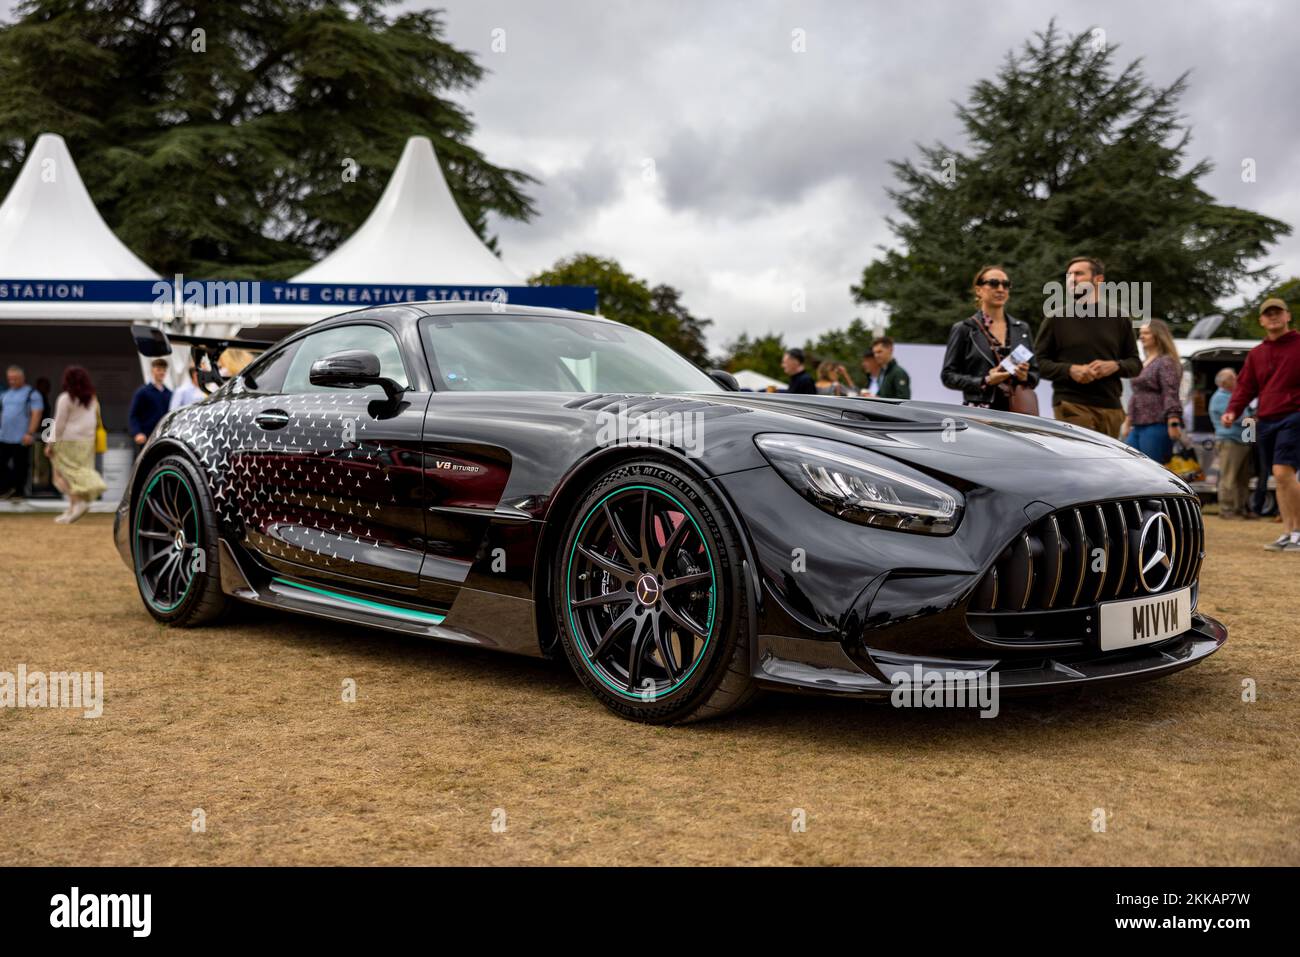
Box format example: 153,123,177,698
978,279,1012,290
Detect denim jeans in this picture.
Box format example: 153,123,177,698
1124,422,1173,464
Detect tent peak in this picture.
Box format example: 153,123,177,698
0,132,157,280
291,135,519,287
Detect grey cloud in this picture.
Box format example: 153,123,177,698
4,0,1292,346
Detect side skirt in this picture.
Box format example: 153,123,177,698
217,537,543,655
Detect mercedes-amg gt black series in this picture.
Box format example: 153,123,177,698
115,303,1227,723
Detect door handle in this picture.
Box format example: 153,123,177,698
254,409,290,430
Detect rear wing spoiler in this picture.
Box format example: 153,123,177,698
130,324,276,393
130,324,274,358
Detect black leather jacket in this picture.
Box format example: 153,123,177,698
941,313,1040,408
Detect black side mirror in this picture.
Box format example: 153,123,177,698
309,350,404,403
708,369,740,391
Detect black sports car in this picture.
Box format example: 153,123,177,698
115,303,1226,723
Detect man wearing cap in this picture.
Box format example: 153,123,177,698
1222,298,1300,551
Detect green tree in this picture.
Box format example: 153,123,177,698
1220,278,1300,340
852,21,1291,343
718,332,787,381
648,284,713,368
714,318,874,385
801,318,877,368
0,0,536,277
529,253,713,366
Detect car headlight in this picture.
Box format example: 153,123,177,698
755,434,963,535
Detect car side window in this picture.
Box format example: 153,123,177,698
281,324,410,395
238,341,299,394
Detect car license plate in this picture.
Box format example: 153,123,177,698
1099,586,1192,651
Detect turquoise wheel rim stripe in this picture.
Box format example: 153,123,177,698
271,578,447,624
134,467,199,613
565,484,718,701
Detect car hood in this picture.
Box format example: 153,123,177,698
681,392,1194,507
699,393,1127,458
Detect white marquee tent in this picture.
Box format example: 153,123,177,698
212,135,524,334
296,135,519,287
0,133,159,322
731,368,784,391
0,133,165,504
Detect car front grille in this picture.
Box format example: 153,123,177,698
967,495,1203,616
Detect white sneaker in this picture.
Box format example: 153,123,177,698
1264,534,1292,551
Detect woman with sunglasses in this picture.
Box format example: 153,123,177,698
941,265,1039,411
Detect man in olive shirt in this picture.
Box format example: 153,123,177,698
871,337,911,399
1034,256,1141,437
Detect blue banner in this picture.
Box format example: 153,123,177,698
0,278,598,312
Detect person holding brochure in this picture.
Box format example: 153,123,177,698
941,265,1039,412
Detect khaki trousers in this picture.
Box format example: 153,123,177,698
1053,400,1126,439
1216,440,1252,515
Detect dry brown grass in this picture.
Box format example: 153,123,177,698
1,511,1297,866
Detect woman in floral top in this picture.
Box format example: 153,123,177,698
1122,318,1184,464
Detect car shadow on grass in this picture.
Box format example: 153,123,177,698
200,602,1225,755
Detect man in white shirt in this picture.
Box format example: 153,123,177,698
169,366,204,412
859,351,881,397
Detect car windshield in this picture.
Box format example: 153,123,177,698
420,314,720,393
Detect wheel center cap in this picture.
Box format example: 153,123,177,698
635,573,660,606
174,530,186,551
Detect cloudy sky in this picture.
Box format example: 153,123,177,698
421,0,1300,351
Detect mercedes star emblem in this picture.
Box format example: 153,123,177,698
1137,511,1176,593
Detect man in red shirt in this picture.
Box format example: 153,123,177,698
1223,298,1300,551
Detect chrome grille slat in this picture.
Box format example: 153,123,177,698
1170,497,1185,587
1174,497,1192,587
1128,500,1144,597
1165,497,1181,587
1041,514,1063,609
1108,500,1129,600
1091,504,1108,604
1018,532,1034,611
1067,508,1087,606
1192,498,1205,583
1191,497,1202,584
996,534,1035,611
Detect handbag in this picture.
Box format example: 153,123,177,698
1008,383,1039,416
1167,439,1203,481
973,317,1039,416
94,399,108,455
